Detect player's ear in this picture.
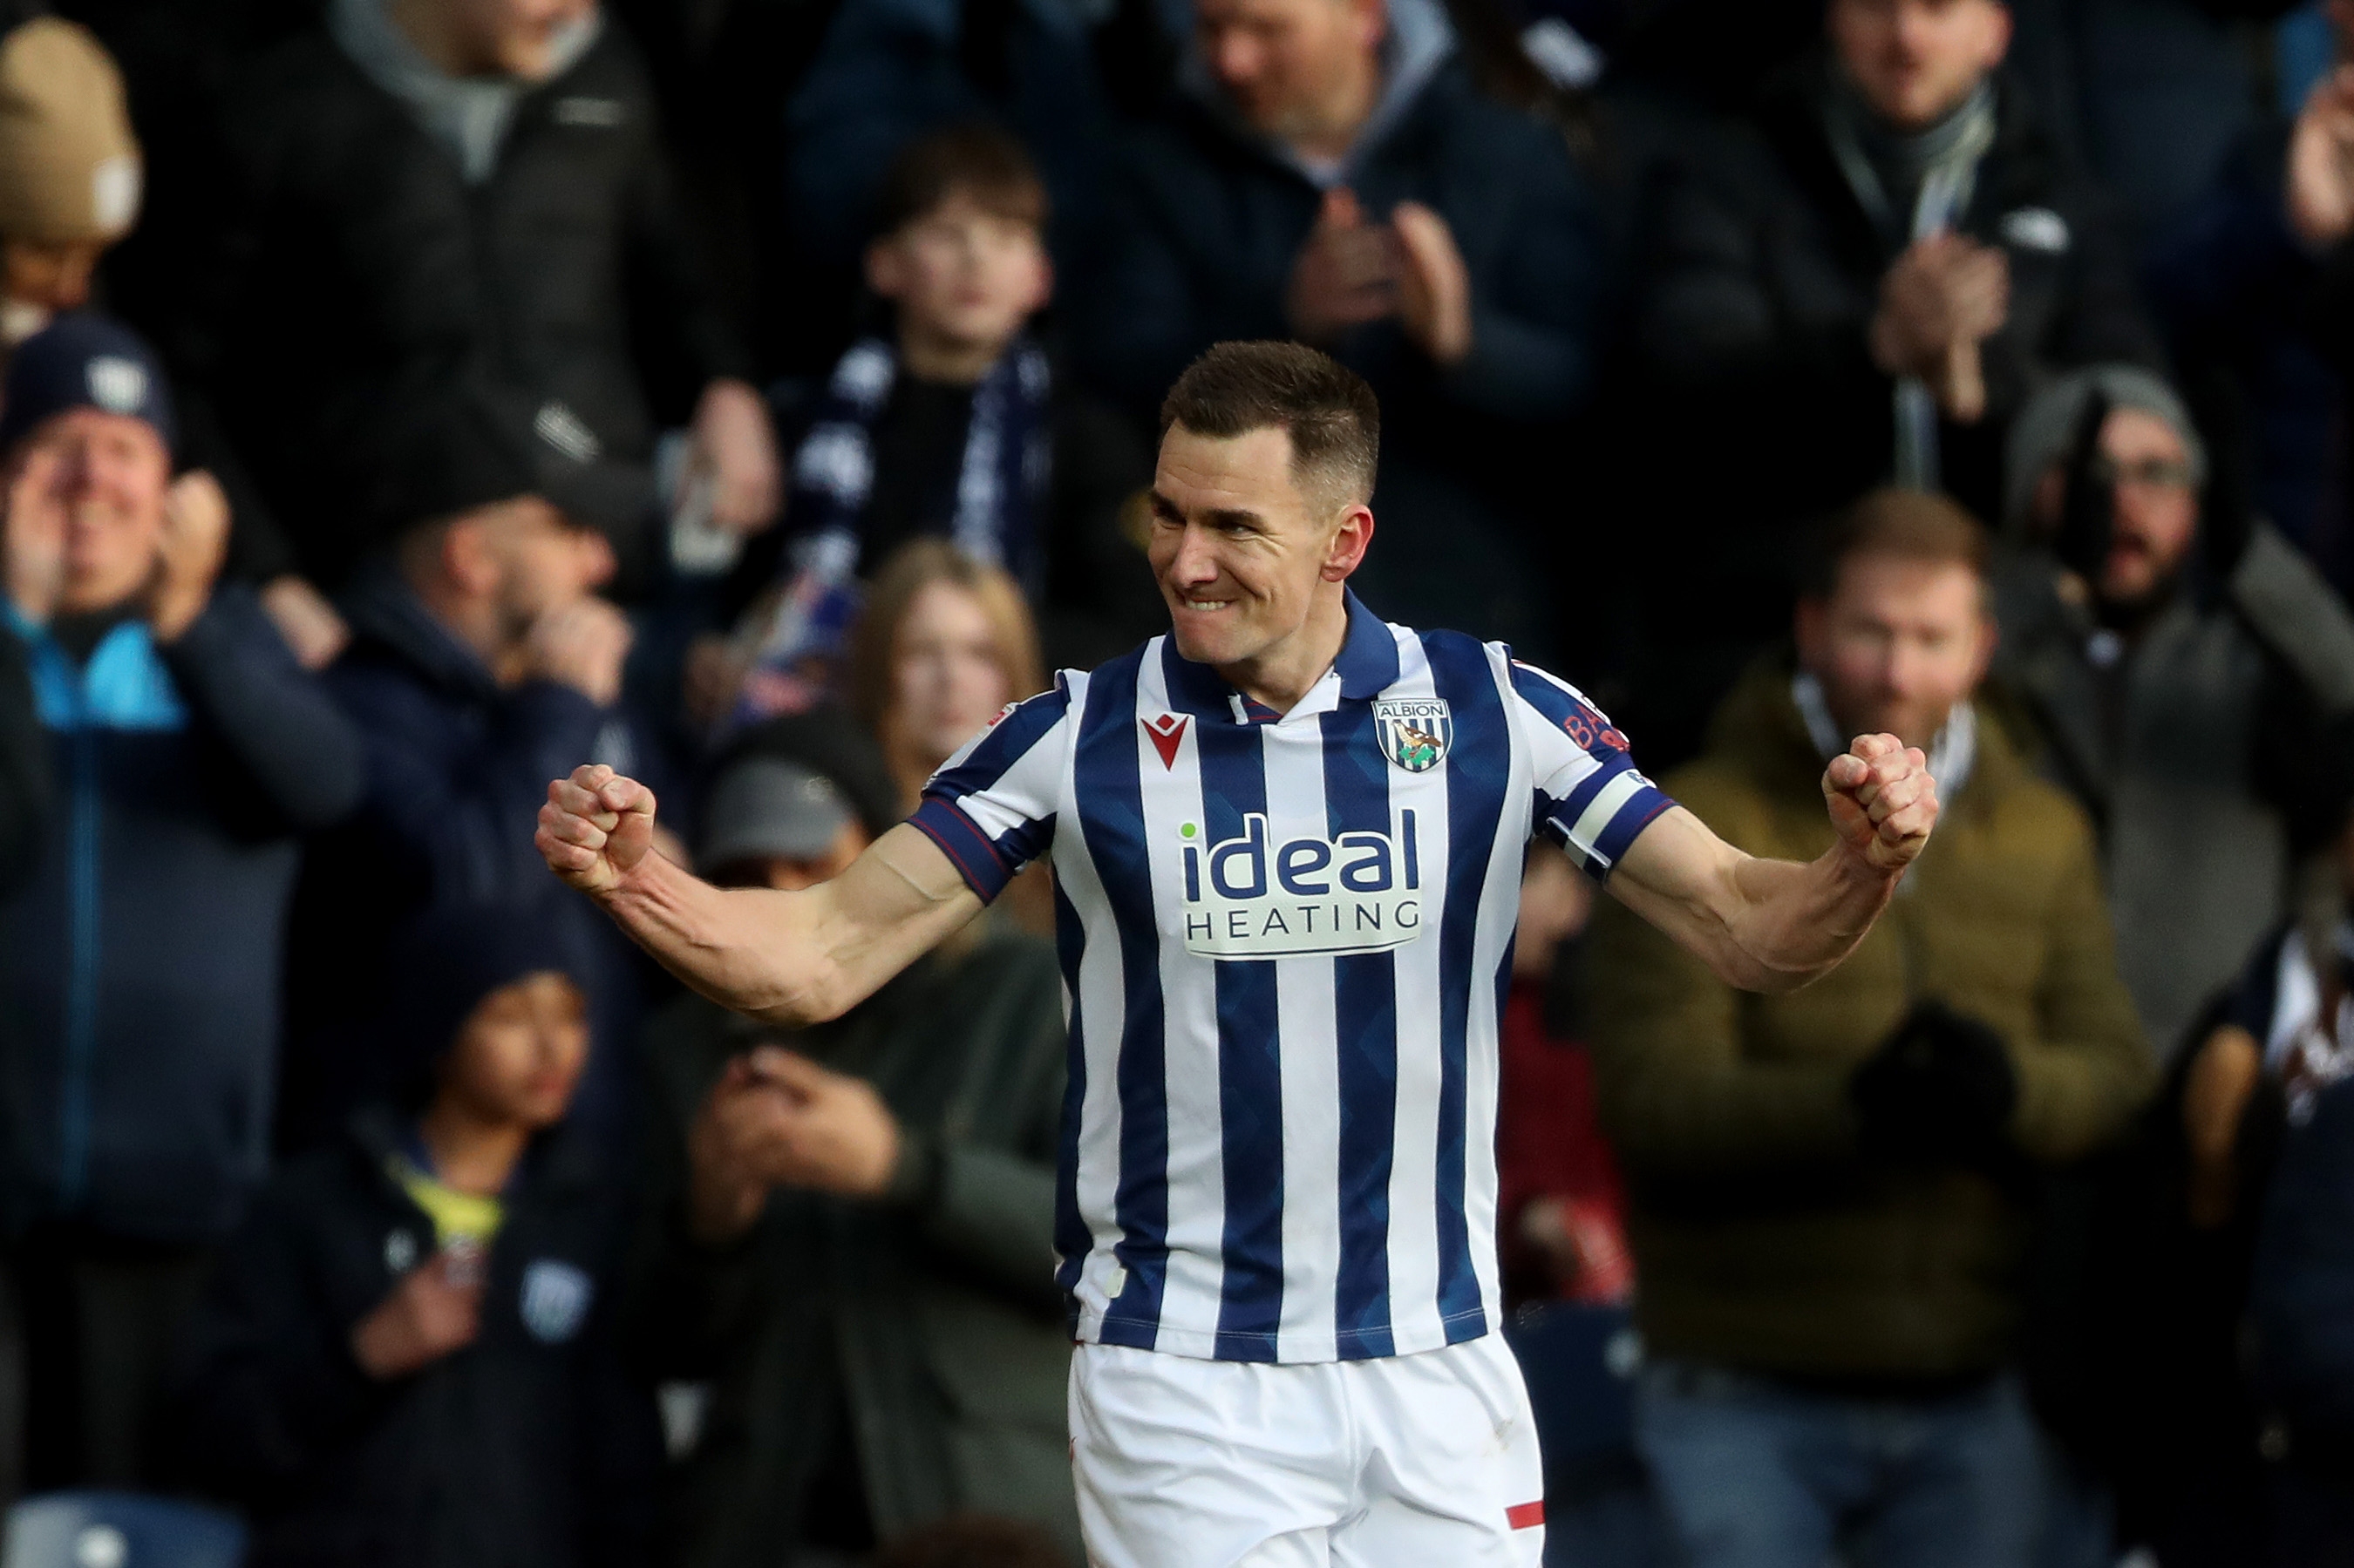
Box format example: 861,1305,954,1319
1322,502,1374,582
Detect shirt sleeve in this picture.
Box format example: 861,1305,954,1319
907,675,1074,902
1507,660,1676,880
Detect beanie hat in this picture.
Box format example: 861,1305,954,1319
385,903,585,1104
0,20,141,245
2002,364,2208,538
373,386,543,538
0,311,173,455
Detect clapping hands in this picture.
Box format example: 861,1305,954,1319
686,1046,903,1244
1286,188,1473,366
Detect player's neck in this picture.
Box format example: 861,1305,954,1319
1215,590,1351,715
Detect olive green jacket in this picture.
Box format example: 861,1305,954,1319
634,920,1076,1565
1589,662,2154,1378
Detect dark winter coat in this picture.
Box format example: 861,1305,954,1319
191,24,747,587
1073,32,1603,653
279,572,644,1154
636,922,1078,1565
175,1109,660,1568
2255,1075,2354,1457
1627,66,2157,673
0,589,361,1245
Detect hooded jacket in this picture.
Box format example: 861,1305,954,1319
1587,660,2152,1378
0,587,361,1245
174,1108,660,1568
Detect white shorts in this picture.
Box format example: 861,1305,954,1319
1068,1333,1547,1568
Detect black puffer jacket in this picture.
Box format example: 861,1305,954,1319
188,21,747,587
174,1109,660,1568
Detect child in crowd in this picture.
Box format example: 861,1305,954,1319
694,124,1158,729
173,909,658,1568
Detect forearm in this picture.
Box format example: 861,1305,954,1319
1720,845,1901,992
597,854,840,1025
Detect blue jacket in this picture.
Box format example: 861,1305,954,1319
1072,19,1603,650
280,574,647,1153
0,588,362,1245
2255,1073,2354,1442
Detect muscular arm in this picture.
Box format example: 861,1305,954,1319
537,765,983,1026
1606,734,1936,994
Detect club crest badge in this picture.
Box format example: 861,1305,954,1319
1374,698,1452,773
520,1259,595,1344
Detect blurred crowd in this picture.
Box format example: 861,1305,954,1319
4,0,2354,1562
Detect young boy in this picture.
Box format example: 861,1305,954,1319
174,909,659,1568
708,122,1159,724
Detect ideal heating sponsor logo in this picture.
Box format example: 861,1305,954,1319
1176,811,1425,958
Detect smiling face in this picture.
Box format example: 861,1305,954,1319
10,407,173,616
1146,422,1371,680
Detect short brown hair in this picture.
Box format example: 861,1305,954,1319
872,123,1047,239
847,539,1045,734
1804,487,1990,600
1159,341,1381,511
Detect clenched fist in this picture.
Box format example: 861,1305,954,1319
537,764,659,897
1822,733,1939,872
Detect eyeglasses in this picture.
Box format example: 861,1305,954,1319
2089,457,2196,492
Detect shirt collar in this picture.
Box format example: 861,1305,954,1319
1161,589,1400,723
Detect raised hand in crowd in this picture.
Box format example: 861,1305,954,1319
1391,200,1473,367
349,1244,485,1380
151,468,232,642
2289,60,2354,249
686,1046,903,1244
258,574,350,670
1286,188,1400,344
684,378,784,536
3,441,63,626
518,594,633,708
1868,230,2009,421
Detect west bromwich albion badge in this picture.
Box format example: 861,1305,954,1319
1374,698,1451,773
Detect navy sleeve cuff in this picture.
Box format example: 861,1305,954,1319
908,796,1017,903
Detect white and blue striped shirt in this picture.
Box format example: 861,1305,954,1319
909,593,1674,1364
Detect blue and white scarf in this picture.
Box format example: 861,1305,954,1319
732,336,1053,723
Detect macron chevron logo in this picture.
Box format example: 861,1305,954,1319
1143,713,1189,770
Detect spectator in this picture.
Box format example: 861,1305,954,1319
183,0,779,603
1074,0,1604,651
636,737,1078,1565
1624,0,2156,763
779,0,1113,370
0,18,140,356
0,315,361,1490
1495,840,1631,1312
176,906,660,1568
279,399,650,1156
1587,489,2152,1568
1992,364,2354,1062
710,125,1156,719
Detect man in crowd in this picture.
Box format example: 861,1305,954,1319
1624,0,2155,763
538,342,1943,1566
1589,489,2152,1568
1995,365,2354,1062
1074,0,1602,654
180,0,779,603
0,316,361,1492
637,743,1078,1563
281,397,648,1155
